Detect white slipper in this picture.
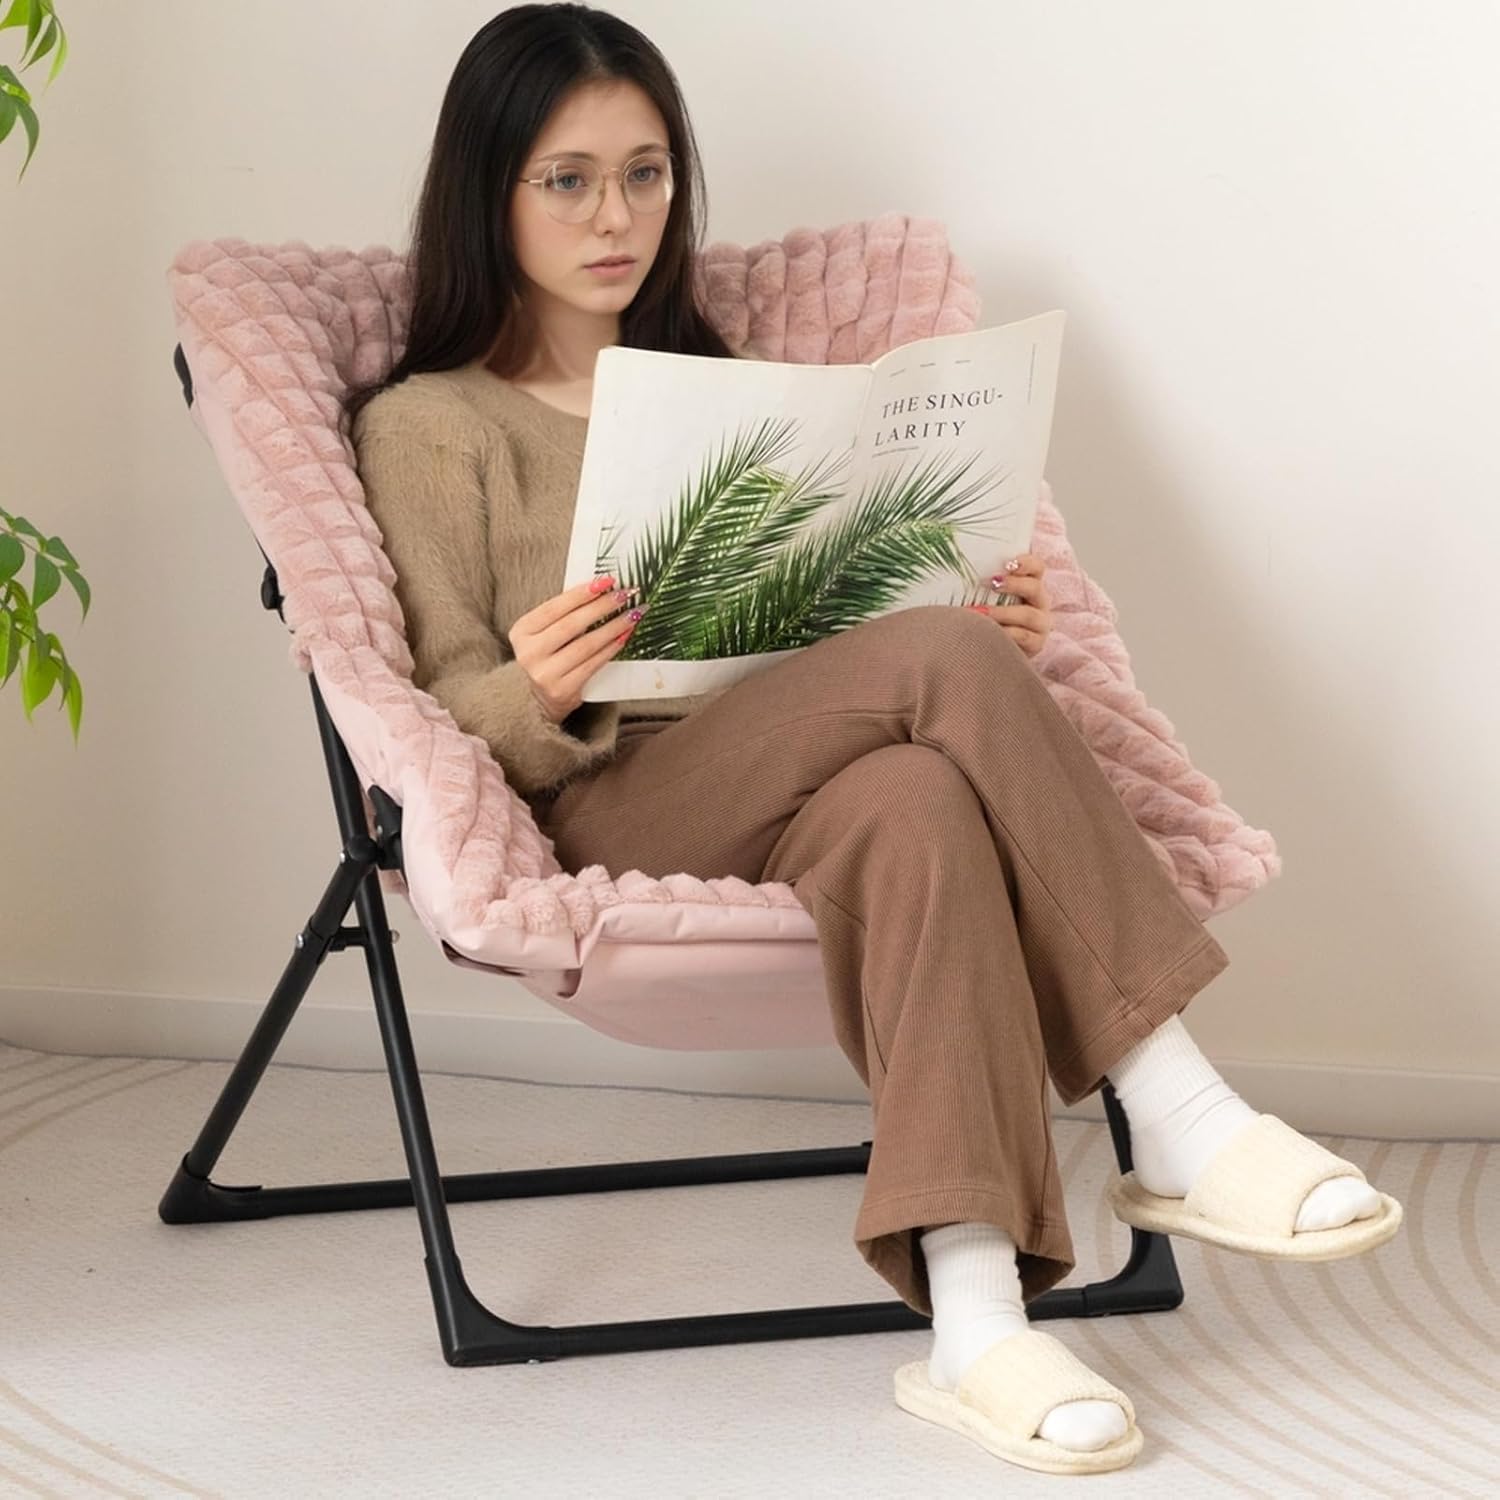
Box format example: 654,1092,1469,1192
893,1327,1144,1475
1108,1111,1403,1261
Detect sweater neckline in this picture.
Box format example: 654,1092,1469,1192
455,359,590,428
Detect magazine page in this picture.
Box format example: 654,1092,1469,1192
567,309,1065,702
858,309,1066,576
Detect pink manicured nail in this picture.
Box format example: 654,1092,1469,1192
589,575,616,594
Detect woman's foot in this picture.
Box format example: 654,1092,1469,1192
1107,1014,1384,1228
929,1327,1130,1451
920,1222,1129,1452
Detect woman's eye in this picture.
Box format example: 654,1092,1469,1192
629,165,660,183
551,172,583,192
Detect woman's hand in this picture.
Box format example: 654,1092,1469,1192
509,574,643,724
966,553,1052,658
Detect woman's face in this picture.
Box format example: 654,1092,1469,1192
509,79,672,320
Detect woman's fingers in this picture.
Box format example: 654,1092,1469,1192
991,572,1043,602
999,623,1047,657
969,594,1051,658
974,601,1049,629
989,552,1044,583
991,601,1049,634
989,557,1049,609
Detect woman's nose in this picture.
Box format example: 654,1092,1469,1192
593,173,633,225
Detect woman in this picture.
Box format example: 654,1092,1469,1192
347,4,1398,1476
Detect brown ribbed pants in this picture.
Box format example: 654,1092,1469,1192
527,606,1230,1318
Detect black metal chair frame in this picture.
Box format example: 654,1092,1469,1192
158,343,1185,1367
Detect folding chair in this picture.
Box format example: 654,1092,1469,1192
156,217,1278,1367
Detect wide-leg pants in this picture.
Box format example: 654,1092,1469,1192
526,606,1230,1318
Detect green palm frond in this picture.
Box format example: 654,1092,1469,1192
594,415,1021,663
594,417,798,616
642,448,856,657
595,416,848,655
698,447,1015,657
713,446,857,578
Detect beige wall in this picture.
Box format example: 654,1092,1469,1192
1,1,1495,1131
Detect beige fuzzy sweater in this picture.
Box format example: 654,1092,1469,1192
351,359,723,804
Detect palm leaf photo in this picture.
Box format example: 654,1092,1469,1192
593,416,1019,662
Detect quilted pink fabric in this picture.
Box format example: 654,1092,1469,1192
165,213,1278,979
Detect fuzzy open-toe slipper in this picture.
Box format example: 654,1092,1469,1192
1108,1111,1403,1260
893,1327,1144,1475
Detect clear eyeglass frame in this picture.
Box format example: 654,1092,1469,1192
515,150,676,223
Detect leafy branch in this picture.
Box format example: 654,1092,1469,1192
0,509,87,735
0,0,67,180
0,510,87,732
3,3,87,738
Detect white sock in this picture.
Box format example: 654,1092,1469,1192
920,1222,1128,1452
1106,1013,1379,1229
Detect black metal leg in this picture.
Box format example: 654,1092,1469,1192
158,669,1183,1367
166,850,370,1186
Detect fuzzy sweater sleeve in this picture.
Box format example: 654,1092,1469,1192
351,383,622,800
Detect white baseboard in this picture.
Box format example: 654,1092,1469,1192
1,985,1493,1140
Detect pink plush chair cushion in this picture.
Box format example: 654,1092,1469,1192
166,213,1277,1051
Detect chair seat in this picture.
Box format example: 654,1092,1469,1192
442,900,834,1051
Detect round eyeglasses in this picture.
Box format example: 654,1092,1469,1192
516,150,675,224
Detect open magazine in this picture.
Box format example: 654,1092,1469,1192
564,309,1067,702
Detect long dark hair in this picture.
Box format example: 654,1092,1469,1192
343,2,737,426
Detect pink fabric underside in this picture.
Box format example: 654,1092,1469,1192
165,213,1277,1051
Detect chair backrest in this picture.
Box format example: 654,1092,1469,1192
164,214,1279,994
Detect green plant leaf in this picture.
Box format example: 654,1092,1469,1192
20,635,52,717
6,578,35,638
60,563,89,616
47,633,78,729
41,533,76,564
10,91,35,175
0,531,22,582
7,513,43,542
47,20,64,84
0,2,66,88
31,551,58,607
62,656,81,737
26,14,53,69
1,611,17,680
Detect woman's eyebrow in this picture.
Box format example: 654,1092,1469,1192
532,142,667,162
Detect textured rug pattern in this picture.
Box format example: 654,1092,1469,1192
0,1040,1495,1498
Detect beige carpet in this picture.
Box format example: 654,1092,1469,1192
0,1037,1496,1499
